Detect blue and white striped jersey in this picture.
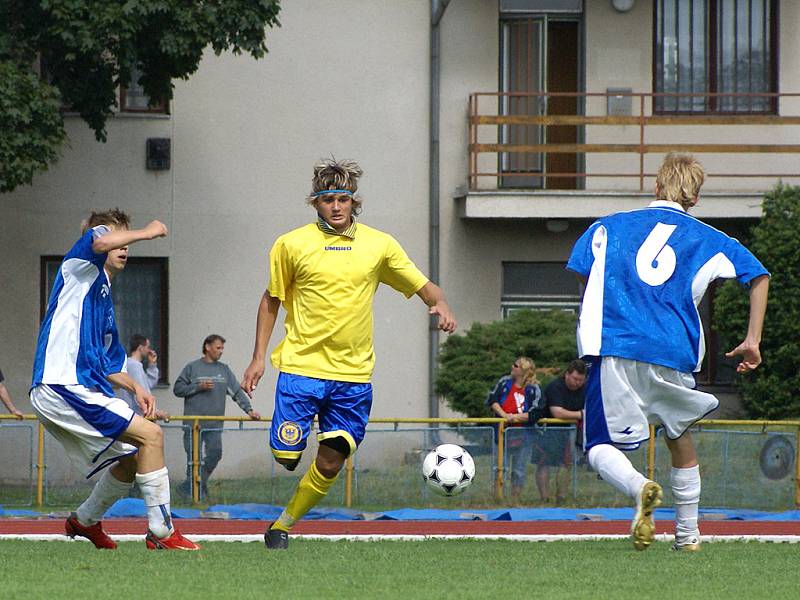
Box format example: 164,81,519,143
32,226,127,396
567,201,768,373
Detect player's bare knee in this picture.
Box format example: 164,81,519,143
139,420,163,450
316,442,347,478
275,457,300,471
315,460,342,479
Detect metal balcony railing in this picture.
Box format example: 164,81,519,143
468,91,800,192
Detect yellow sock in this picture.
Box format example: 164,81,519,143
272,462,338,532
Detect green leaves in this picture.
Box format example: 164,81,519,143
714,184,800,418
435,310,579,417
0,61,65,192
1,0,281,192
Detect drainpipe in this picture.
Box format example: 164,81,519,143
429,0,450,418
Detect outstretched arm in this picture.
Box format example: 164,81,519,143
0,382,23,419
416,282,457,333
725,275,769,373
241,291,281,396
91,220,168,254
107,372,155,418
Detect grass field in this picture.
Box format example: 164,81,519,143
1,539,799,599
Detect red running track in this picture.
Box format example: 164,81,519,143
2,519,799,536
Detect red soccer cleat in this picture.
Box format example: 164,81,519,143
65,512,117,550
145,527,201,551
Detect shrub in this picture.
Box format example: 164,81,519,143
714,184,800,419
435,309,578,417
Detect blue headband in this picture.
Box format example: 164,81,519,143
312,189,353,197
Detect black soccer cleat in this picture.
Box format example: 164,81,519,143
264,524,289,550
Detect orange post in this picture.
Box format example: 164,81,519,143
192,419,201,505
647,425,656,480
495,422,505,501
345,455,354,508
36,422,45,507
796,426,800,508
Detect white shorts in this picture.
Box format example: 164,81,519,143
30,384,137,478
583,356,719,451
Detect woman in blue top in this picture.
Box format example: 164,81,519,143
487,357,542,503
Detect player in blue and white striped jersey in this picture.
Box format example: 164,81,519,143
567,154,769,552
30,209,198,550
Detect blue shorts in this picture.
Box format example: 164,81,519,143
270,372,373,460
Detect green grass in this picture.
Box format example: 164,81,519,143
1,539,799,599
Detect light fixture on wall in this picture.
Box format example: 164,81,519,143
611,0,635,13
545,219,569,233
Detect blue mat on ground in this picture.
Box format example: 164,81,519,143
6,501,800,522
95,500,800,522
0,507,41,517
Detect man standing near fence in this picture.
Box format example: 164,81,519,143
567,154,769,552
242,158,457,550
30,209,199,550
173,334,261,501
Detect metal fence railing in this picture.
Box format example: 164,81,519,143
2,414,798,510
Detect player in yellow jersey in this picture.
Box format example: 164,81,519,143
242,158,457,549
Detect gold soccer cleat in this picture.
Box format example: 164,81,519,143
631,480,663,551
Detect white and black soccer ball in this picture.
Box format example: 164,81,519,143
422,444,475,497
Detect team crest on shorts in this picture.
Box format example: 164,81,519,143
278,421,302,446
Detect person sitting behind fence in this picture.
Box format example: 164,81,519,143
531,359,587,504
487,356,542,504
173,334,261,501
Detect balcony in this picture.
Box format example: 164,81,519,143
459,91,800,220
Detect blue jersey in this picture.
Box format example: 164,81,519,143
32,226,127,396
567,201,768,373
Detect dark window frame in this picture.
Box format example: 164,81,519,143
40,255,169,384
501,261,583,317
652,0,779,115
119,66,169,114
119,86,169,114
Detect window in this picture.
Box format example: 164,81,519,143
41,256,169,383
120,67,169,114
654,0,777,113
501,262,582,317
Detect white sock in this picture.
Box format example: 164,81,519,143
136,467,174,538
671,465,701,538
587,444,648,499
76,469,132,525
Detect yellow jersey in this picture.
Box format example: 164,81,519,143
268,222,429,383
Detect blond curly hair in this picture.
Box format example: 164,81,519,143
655,153,705,210
307,158,364,215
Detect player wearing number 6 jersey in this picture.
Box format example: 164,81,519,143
567,154,769,552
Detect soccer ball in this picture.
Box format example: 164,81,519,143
422,444,475,497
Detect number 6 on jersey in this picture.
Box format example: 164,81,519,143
636,223,677,286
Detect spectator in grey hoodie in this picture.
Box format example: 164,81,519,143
173,334,260,500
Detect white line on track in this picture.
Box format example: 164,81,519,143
2,533,800,543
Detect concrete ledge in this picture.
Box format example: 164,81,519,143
456,190,765,220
